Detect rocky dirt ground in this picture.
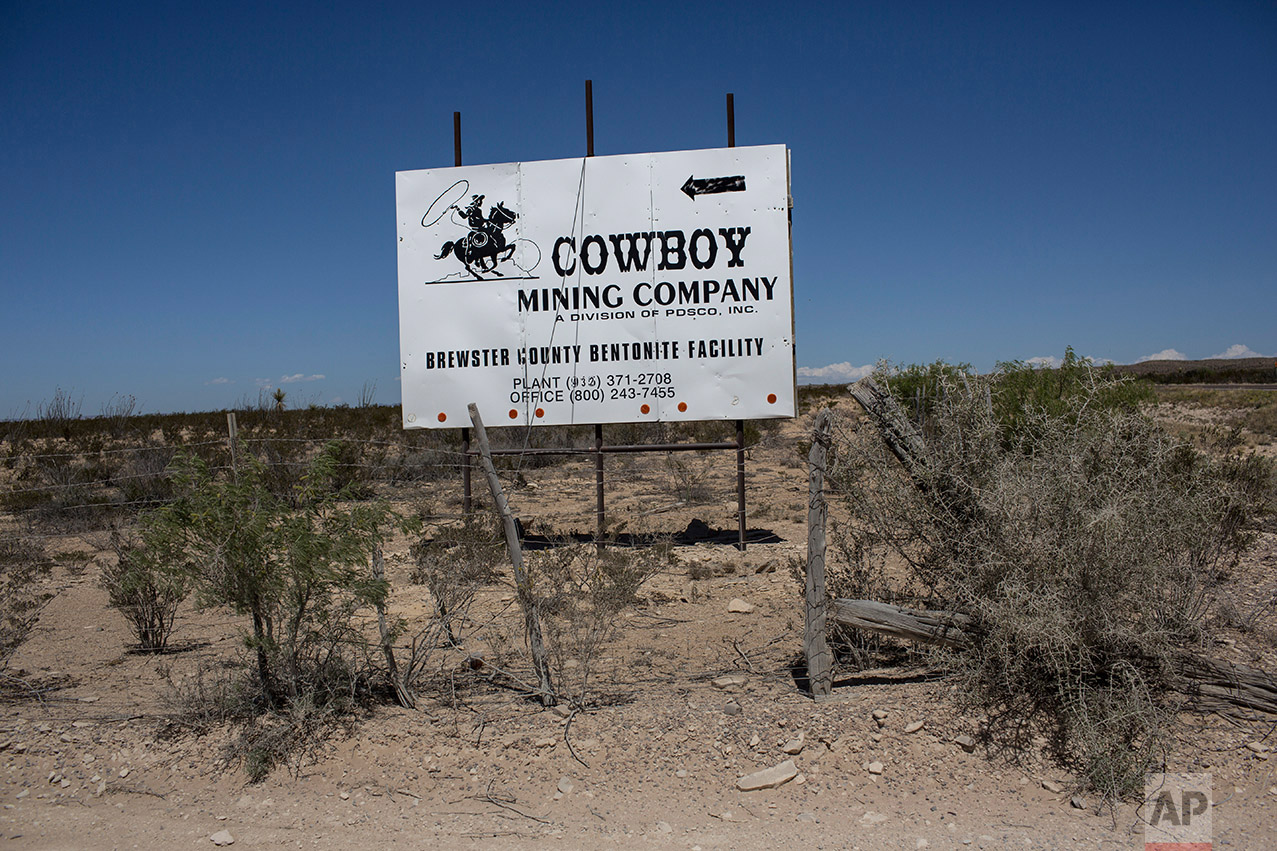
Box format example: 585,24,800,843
2,399,1276,849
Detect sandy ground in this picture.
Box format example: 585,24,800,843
3,401,1276,849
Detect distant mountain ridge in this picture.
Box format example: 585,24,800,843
1112,357,1276,384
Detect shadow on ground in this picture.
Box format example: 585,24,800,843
516,517,783,550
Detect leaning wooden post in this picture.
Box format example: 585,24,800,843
225,412,238,481
467,402,555,706
372,547,414,709
804,410,834,698
461,427,472,513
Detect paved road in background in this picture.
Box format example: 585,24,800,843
1156,384,1277,391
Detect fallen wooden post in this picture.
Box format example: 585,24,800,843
1176,655,1277,716
840,376,1277,716
829,598,972,650
828,597,1277,715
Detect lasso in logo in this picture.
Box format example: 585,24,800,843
419,179,540,282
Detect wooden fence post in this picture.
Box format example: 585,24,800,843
804,410,834,698
467,402,555,706
226,412,238,480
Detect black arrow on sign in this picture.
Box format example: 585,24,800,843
680,174,746,200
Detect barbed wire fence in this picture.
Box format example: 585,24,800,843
0,411,773,544
0,408,791,712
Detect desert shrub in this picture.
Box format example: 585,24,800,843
100,527,190,652
410,516,503,605
0,536,54,669
166,444,396,702
37,387,82,440
357,380,378,408
529,543,674,706
117,444,177,506
389,516,507,700
875,350,1155,447
990,347,1155,444
248,438,312,506
825,517,896,668
1131,363,1277,385
163,660,359,782
322,439,375,499
1239,399,1277,442
380,446,455,484
99,394,137,438
832,362,1271,799
410,516,503,634
878,359,974,430
235,688,359,782
146,442,399,778
664,453,716,503
59,549,95,578
0,430,133,531
25,451,113,531
1,413,31,447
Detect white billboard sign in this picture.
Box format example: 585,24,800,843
396,144,794,429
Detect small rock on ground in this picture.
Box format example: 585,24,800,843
736,759,799,791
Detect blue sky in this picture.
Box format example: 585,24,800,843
2,1,1274,415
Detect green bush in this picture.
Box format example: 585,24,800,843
101,527,190,652
147,442,401,778
162,444,396,705
880,359,974,427
992,348,1155,447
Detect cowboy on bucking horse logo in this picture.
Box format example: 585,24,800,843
435,193,519,279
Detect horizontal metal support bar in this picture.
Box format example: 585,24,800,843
603,441,738,453
471,441,737,457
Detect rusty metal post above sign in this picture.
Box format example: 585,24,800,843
727,92,735,148
453,112,462,167
453,109,472,513
406,86,792,553
585,79,595,157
